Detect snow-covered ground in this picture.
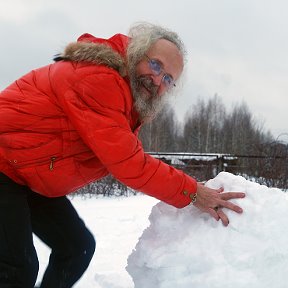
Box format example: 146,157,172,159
34,172,288,288
34,194,158,287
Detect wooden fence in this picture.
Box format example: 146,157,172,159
75,152,288,196
149,152,288,190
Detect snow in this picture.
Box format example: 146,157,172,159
127,172,288,288
34,195,158,287
34,172,288,287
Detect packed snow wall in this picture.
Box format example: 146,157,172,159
127,172,288,288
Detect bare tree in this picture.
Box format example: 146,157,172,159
182,94,226,153
139,104,179,152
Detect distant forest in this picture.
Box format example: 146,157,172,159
138,94,288,190
139,94,276,155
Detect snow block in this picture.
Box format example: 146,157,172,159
126,172,288,288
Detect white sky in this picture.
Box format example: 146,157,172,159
0,0,287,139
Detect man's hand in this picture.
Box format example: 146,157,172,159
193,182,245,226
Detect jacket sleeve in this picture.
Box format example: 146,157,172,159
58,71,197,208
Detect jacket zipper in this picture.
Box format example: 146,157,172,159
49,156,57,171
10,155,61,170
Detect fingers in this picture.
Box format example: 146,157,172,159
218,192,245,214
220,192,245,200
207,208,229,226
218,200,243,213
194,184,245,226
207,208,220,221
217,209,229,226
216,187,224,193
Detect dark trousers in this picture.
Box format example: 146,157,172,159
0,173,96,288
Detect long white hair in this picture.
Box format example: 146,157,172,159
126,22,187,122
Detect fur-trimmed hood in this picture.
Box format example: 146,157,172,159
54,33,129,77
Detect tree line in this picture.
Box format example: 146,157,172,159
139,94,274,155
139,94,287,190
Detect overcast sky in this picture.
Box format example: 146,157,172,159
0,0,287,140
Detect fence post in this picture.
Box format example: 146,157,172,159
216,155,225,175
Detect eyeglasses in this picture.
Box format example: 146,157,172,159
145,55,176,89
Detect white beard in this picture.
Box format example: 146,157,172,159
130,75,168,123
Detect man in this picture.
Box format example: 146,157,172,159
0,22,245,287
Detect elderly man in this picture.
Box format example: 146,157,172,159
0,23,245,287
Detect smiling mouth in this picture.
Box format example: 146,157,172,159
137,76,159,98
141,84,154,98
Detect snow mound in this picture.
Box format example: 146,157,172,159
126,172,288,288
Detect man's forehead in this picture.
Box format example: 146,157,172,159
148,39,181,56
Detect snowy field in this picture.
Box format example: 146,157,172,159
34,172,288,288
34,194,158,288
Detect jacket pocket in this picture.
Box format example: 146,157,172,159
33,157,86,197
3,136,63,169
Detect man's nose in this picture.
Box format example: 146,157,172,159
151,73,163,87
151,75,166,97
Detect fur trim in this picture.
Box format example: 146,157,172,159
56,42,127,77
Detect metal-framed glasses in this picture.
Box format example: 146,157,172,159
145,55,176,89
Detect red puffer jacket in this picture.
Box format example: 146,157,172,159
0,33,197,208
